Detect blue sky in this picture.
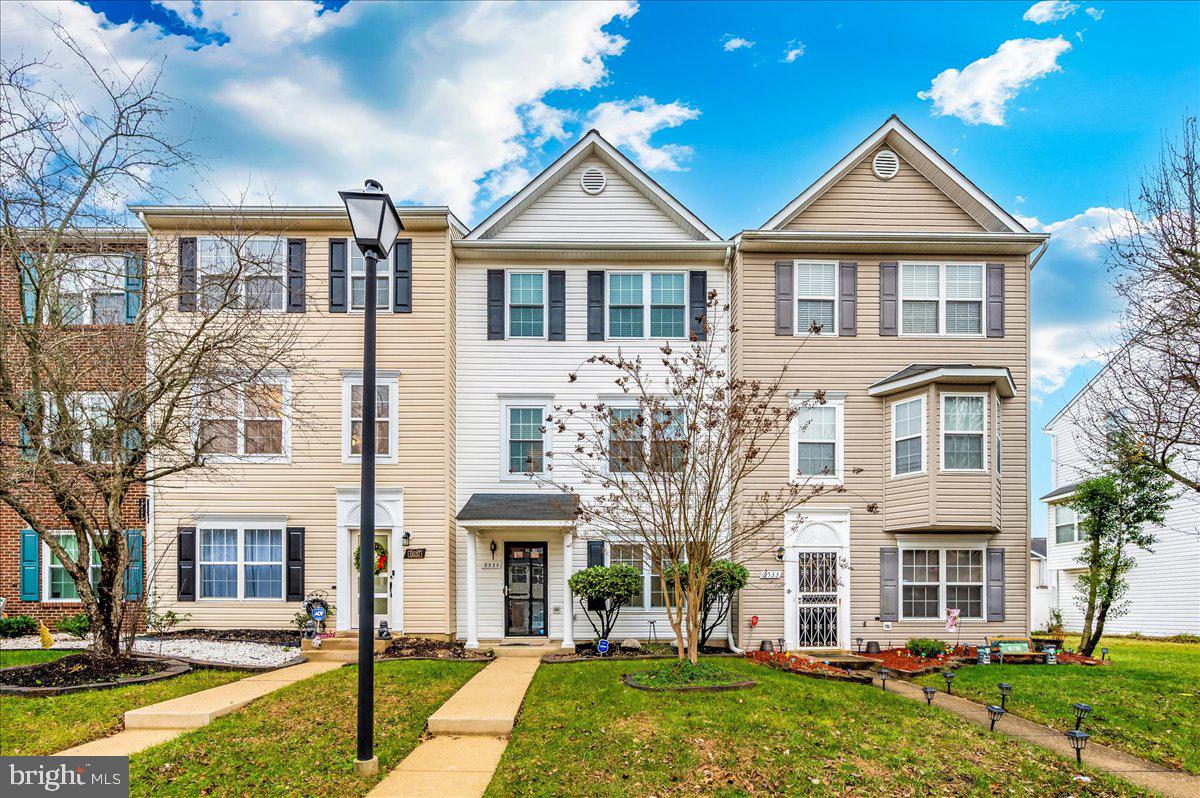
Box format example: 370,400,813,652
6,1,1199,535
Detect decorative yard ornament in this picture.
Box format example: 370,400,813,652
750,615,759,628
304,620,317,640
986,705,1006,731
944,608,960,633
1067,730,1090,765
977,644,992,665
377,620,391,640
998,683,1013,709
855,637,864,654
1072,703,1093,730
1045,646,1057,665
922,686,937,705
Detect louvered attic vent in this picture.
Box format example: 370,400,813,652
580,166,607,195
872,150,900,180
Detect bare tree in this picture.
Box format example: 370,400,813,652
537,297,872,665
1086,114,1200,492
1,27,307,657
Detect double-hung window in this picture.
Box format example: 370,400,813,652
44,532,101,601
649,408,686,472
900,263,984,336
608,407,645,473
1054,505,1081,543
901,547,986,620
945,549,984,618
608,272,687,339
343,375,398,462
794,261,837,335
198,523,284,600
506,406,546,474
57,256,126,325
792,400,842,482
942,394,986,471
197,237,286,311
507,272,545,338
197,379,289,459
43,393,120,462
901,549,940,619
609,543,668,609
350,243,390,310
891,396,925,476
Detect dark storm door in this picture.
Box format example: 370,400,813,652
504,542,548,637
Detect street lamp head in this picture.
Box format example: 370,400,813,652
339,179,403,261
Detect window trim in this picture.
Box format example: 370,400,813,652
791,260,839,337
194,375,293,464
897,261,985,338
1054,504,1082,544
505,270,549,340
43,392,121,463
341,374,399,464
940,392,988,473
57,254,128,326
349,241,392,312
499,397,552,481
898,543,987,621
196,235,288,313
196,521,286,602
890,395,927,478
41,531,101,603
605,270,690,341
789,396,844,485
605,403,685,475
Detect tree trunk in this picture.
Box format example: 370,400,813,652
1082,535,1126,657
1077,533,1102,650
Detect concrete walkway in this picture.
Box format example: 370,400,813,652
368,657,540,798
875,675,1200,798
54,660,342,757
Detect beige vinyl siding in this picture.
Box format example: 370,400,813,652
734,251,1030,647
784,149,987,233
148,226,456,633
493,157,698,242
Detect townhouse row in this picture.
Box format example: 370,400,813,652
2,116,1047,650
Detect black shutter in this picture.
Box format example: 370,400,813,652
177,526,196,601
986,548,1005,621
287,238,306,313
986,263,1005,338
548,270,566,341
879,547,898,622
179,238,197,312
393,239,413,313
329,238,348,313
587,270,605,341
838,261,857,336
586,540,606,611
689,270,708,340
486,269,505,340
774,261,793,335
286,527,305,602
879,262,898,336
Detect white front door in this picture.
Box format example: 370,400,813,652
350,529,392,629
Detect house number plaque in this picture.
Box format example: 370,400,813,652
760,570,783,580
403,548,427,560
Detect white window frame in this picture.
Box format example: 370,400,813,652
789,396,844,485
890,395,926,478
792,260,839,337
605,270,690,340
349,241,392,312
43,392,121,463
196,520,286,602
940,392,988,473
898,262,985,338
605,403,685,475
505,270,548,340
42,531,101,603
606,542,668,611
1054,505,1082,544
196,236,287,313
341,374,399,464
499,397,552,480
193,375,292,464
898,542,988,621
57,255,127,326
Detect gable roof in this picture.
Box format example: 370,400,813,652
759,116,1027,234
467,130,721,242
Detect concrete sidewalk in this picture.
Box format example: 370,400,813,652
876,675,1200,798
368,657,540,798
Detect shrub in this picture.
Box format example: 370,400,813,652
0,615,38,638
56,613,91,639
568,564,642,641
698,560,749,647
1046,608,1064,635
906,638,948,659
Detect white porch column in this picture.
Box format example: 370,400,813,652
561,532,575,649
465,529,479,649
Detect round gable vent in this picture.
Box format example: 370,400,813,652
872,149,900,180
580,166,607,195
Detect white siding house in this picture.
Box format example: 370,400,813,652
1042,364,1200,637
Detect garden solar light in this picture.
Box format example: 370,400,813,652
856,637,864,654
922,686,936,705
998,682,1013,709
1101,647,1109,661
942,669,955,694
878,668,890,690
1072,703,1093,730
986,705,1005,731
1067,730,1090,765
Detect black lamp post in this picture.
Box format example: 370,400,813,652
1071,702,1093,730
1066,729,1090,765
922,686,937,705
942,669,955,695
878,668,890,691
339,179,402,778
998,682,1012,709
986,705,1006,731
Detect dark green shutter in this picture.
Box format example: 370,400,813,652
20,529,39,600
124,253,143,323
124,530,144,600
19,252,38,324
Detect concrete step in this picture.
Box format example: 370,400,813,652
302,649,359,663
489,642,564,659
302,636,390,653
427,657,539,736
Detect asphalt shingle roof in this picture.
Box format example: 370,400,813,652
456,493,578,522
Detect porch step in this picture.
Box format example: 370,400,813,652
302,636,390,654
490,642,563,658
793,651,878,670
426,657,539,736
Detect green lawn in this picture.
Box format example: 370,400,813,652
0,667,249,755
915,638,1200,773
489,657,1148,797
0,649,74,668
129,660,484,798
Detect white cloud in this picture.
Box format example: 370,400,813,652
1023,1,1079,24
1015,194,1027,204
1030,206,1137,253
722,35,755,52
782,40,806,63
523,101,575,146
587,96,701,171
1015,213,1041,231
1031,320,1114,399
918,37,1071,125
1085,7,1104,21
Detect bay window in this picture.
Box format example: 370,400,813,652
198,524,284,600
793,261,837,335
892,396,925,476
942,394,986,471
900,263,984,336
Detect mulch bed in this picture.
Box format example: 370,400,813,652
859,647,975,676
745,651,873,683
1056,652,1106,666
0,654,191,696
378,636,491,660
148,628,300,647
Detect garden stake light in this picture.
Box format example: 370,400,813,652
998,682,1012,709
942,669,955,694
986,705,1005,731
856,637,864,654
878,668,889,691
922,686,936,705
1067,730,1090,765
1101,647,1109,661
1072,703,1093,730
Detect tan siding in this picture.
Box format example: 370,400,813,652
784,149,986,233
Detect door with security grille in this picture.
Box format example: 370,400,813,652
796,551,839,648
